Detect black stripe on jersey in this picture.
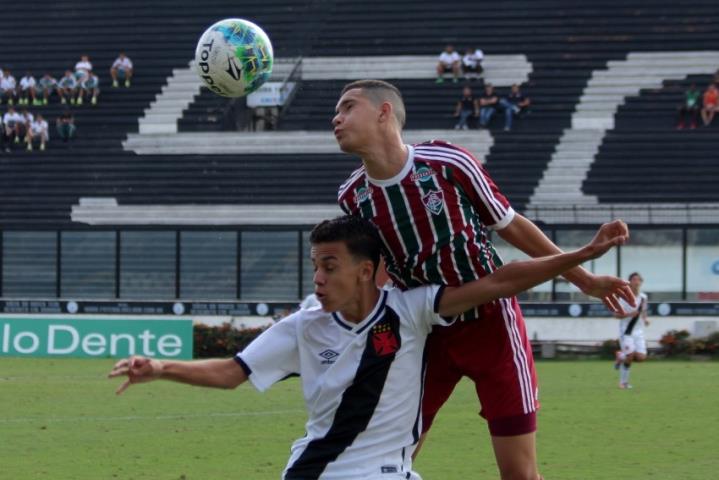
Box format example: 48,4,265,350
285,306,402,480
412,340,429,444
624,297,645,335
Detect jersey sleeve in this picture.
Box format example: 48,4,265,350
442,143,515,230
399,285,455,334
235,313,301,392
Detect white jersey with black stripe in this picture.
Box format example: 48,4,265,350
237,285,452,480
618,292,648,336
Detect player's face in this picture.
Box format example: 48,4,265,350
311,241,365,313
332,89,380,154
629,275,643,293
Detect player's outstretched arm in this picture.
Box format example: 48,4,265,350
438,221,629,317
108,356,247,395
497,216,635,314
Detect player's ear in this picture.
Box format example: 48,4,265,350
378,101,393,123
358,259,375,283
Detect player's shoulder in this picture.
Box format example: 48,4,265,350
338,164,367,197
413,140,479,163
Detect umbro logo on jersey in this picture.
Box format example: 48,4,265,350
226,56,243,80
355,186,373,204
410,166,434,183
422,190,444,215
319,349,339,364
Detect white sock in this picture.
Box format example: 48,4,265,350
620,364,631,384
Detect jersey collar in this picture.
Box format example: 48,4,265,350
332,290,388,334
366,145,415,187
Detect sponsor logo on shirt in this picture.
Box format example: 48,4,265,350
355,186,373,204
319,349,339,364
422,190,444,215
410,166,434,183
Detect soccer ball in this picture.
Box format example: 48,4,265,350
195,18,274,97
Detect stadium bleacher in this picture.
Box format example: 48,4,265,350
2,0,718,229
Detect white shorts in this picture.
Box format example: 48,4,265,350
620,334,647,355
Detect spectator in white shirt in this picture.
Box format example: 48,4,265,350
461,47,484,80
435,45,461,84
18,71,38,106
1,70,17,106
57,70,78,105
38,73,58,105
111,52,133,88
3,106,24,144
74,54,93,83
26,114,49,151
77,72,100,105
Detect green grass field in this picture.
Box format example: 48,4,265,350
1,358,717,479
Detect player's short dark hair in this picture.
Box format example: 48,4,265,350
310,215,383,274
628,272,643,281
340,79,406,128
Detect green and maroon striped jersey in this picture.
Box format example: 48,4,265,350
338,141,515,319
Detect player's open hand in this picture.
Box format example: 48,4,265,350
108,356,163,395
584,275,635,315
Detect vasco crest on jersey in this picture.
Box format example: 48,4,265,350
371,320,400,357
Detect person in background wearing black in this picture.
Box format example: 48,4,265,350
500,84,531,132
453,86,478,130
56,110,76,142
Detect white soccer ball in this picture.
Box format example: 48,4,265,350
194,18,274,97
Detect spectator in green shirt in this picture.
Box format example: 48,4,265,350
676,83,701,129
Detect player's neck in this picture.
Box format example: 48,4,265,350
360,135,408,180
338,287,381,324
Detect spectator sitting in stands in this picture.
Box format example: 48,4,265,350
74,54,93,84
701,83,719,127
111,52,134,88
18,71,38,106
676,83,701,130
26,114,48,151
56,110,76,142
0,115,6,152
3,106,24,144
19,108,34,141
38,73,57,105
499,84,531,131
57,71,78,105
461,47,484,81
478,83,499,128
1,69,17,106
77,72,100,105
435,45,461,84
453,86,478,130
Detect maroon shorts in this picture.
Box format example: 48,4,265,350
421,296,538,436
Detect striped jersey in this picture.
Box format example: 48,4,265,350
618,292,648,336
237,286,451,480
338,141,515,320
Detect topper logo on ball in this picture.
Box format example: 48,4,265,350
197,38,226,96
